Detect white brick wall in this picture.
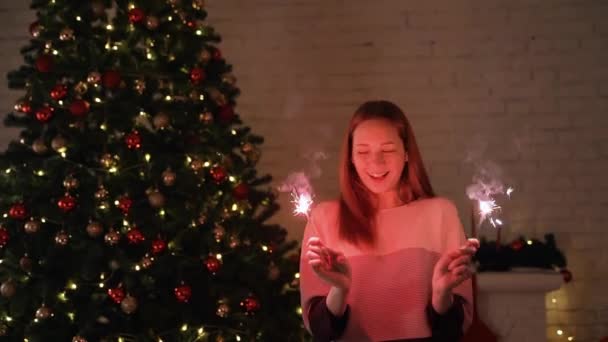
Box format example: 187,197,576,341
1,0,607,340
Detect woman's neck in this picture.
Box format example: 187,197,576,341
374,190,404,210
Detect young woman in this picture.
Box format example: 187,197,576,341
299,100,478,341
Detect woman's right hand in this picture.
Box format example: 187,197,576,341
305,236,351,291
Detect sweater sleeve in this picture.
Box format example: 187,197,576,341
299,205,350,339
425,293,466,340
308,296,351,341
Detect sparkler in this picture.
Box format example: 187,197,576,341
279,171,315,220
291,189,313,218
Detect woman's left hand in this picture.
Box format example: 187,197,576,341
432,238,479,296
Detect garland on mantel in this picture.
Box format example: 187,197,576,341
474,233,572,283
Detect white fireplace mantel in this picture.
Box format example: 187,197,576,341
476,269,563,342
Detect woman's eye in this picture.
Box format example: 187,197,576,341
356,151,369,154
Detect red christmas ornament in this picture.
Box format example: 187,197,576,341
125,131,142,149
35,106,54,122
69,99,90,117
241,296,260,313
127,227,145,244
128,8,146,24
50,84,68,100
108,286,125,304
204,255,221,274
0,227,9,247
58,194,77,212
29,21,42,37
233,183,249,200
174,284,192,303
189,67,206,85
36,54,54,73
117,196,132,214
9,203,28,220
218,105,234,124
102,70,122,89
212,48,222,60
15,101,32,114
510,239,524,251
151,238,166,254
561,269,573,283
210,166,227,184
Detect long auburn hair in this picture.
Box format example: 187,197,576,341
338,100,435,247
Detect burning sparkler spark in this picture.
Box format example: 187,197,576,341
292,190,313,218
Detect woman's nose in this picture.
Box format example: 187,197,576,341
371,152,385,164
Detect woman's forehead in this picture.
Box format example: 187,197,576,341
353,119,400,143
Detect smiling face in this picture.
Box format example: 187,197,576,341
351,119,407,196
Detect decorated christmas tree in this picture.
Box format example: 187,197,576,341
0,0,304,340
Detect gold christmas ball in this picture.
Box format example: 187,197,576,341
198,49,212,63
194,20,206,30
24,219,41,234
59,28,74,41
91,1,105,16
99,154,116,168
197,213,207,225
229,235,240,249
141,255,153,269
55,231,69,245
193,0,205,10
189,90,203,102
20,255,33,271
0,280,17,298
32,138,48,154
209,89,227,106
98,201,110,211
216,303,230,318
162,168,176,186
221,155,234,169
199,111,213,124
74,81,88,95
105,230,120,246
213,225,225,240
222,73,237,86
268,263,280,280
134,78,146,94
95,186,109,200
36,305,53,319
153,112,170,129
190,159,204,172
86,221,104,238
87,72,102,85
0,323,7,336
109,260,120,270
246,148,261,163
146,16,159,30
148,190,165,208
51,135,67,151
63,176,79,190
241,143,254,154
121,295,138,314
